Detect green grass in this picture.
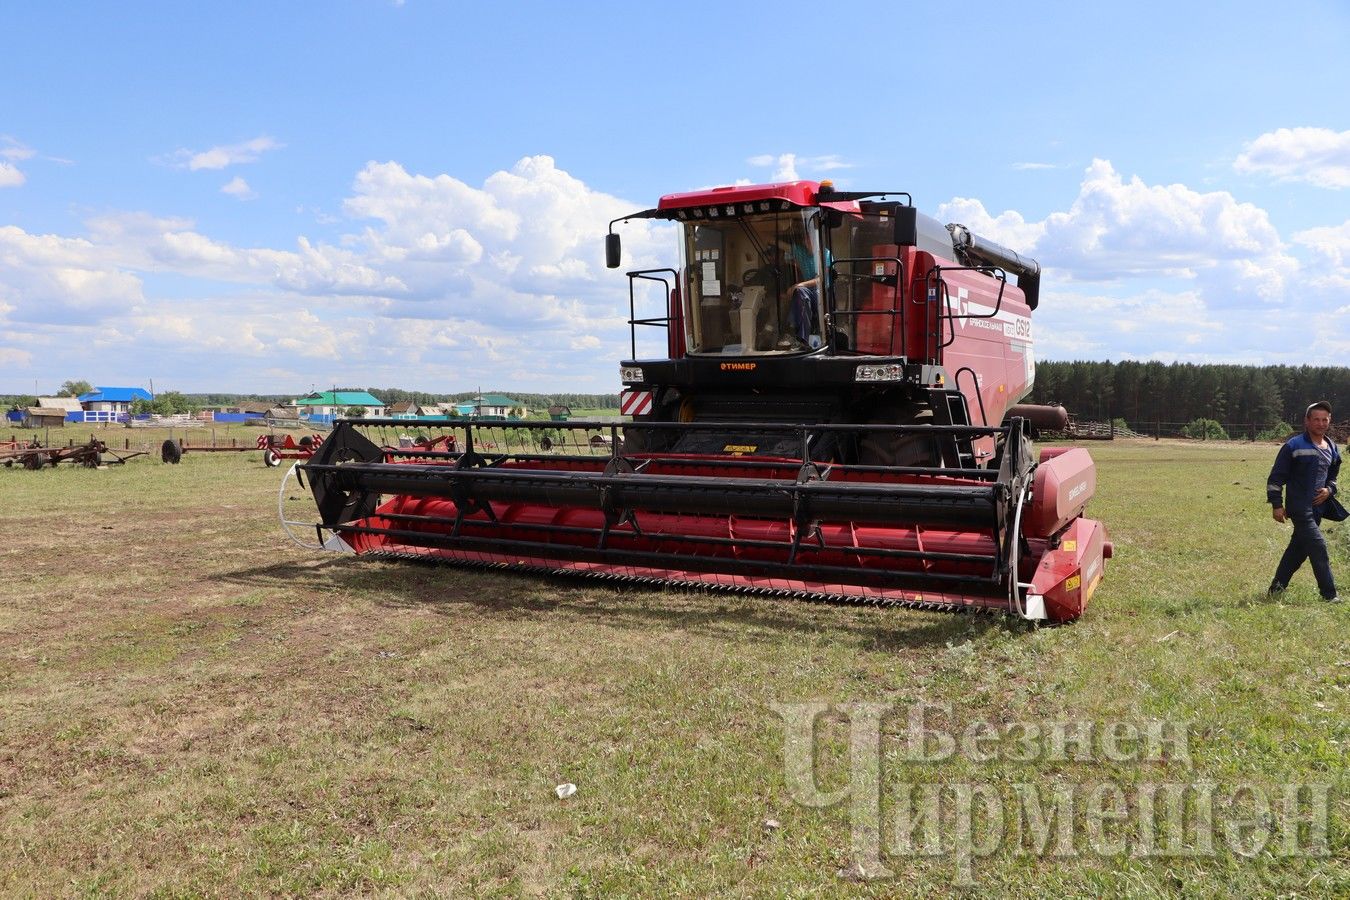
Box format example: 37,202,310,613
0,438,1345,896
566,407,622,419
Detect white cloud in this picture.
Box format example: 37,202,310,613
1011,162,1058,171
340,155,671,322
937,197,1046,253
76,211,405,296
0,225,144,323
1040,288,1219,337
940,159,1297,303
9,152,1344,390
1291,219,1350,293
1,136,35,162
933,160,1350,365
164,136,283,171
1032,285,1333,367
221,176,257,199
0,162,23,188
747,152,851,182
0,156,678,390
1234,127,1350,189
1292,219,1350,267
0,347,32,367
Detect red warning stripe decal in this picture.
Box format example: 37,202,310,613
620,390,653,417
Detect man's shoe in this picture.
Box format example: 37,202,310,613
1324,596,1342,604
1267,583,1286,597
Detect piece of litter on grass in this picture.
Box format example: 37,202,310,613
763,818,780,831
1156,630,1180,643
555,783,577,799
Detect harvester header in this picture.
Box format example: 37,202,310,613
292,177,1110,623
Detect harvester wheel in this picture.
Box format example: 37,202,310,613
161,439,183,464
263,448,281,467
859,402,938,467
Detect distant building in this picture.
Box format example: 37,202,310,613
292,391,386,418
389,401,451,418
24,407,69,428
23,404,68,428
40,397,84,414
73,386,153,422
78,386,153,414
454,394,524,419
20,397,85,428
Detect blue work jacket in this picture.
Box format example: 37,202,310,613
1267,432,1347,520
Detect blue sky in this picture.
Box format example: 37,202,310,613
2,1,1348,395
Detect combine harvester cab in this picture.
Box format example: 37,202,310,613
293,181,1110,623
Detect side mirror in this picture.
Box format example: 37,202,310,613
605,233,622,269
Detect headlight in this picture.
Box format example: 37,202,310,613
855,364,904,382
620,366,644,383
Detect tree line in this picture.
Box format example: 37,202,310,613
1027,361,1350,428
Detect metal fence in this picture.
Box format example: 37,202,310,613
1056,421,1325,443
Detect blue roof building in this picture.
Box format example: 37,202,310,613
74,386,154,421
78,387,153,403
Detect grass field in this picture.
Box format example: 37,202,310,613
0,435,1345,897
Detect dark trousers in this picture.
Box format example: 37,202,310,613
1272,508,1338,599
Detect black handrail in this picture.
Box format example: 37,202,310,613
928,266,1008,350
952,366,989,426
626,268,678,359
826,256,905,356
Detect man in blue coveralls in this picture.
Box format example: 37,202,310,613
1267,401,1345,602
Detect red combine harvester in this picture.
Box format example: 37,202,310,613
294,181,1110,622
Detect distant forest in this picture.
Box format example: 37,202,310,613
1027,361,1350,427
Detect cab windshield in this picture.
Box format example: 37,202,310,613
681,210,824,355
